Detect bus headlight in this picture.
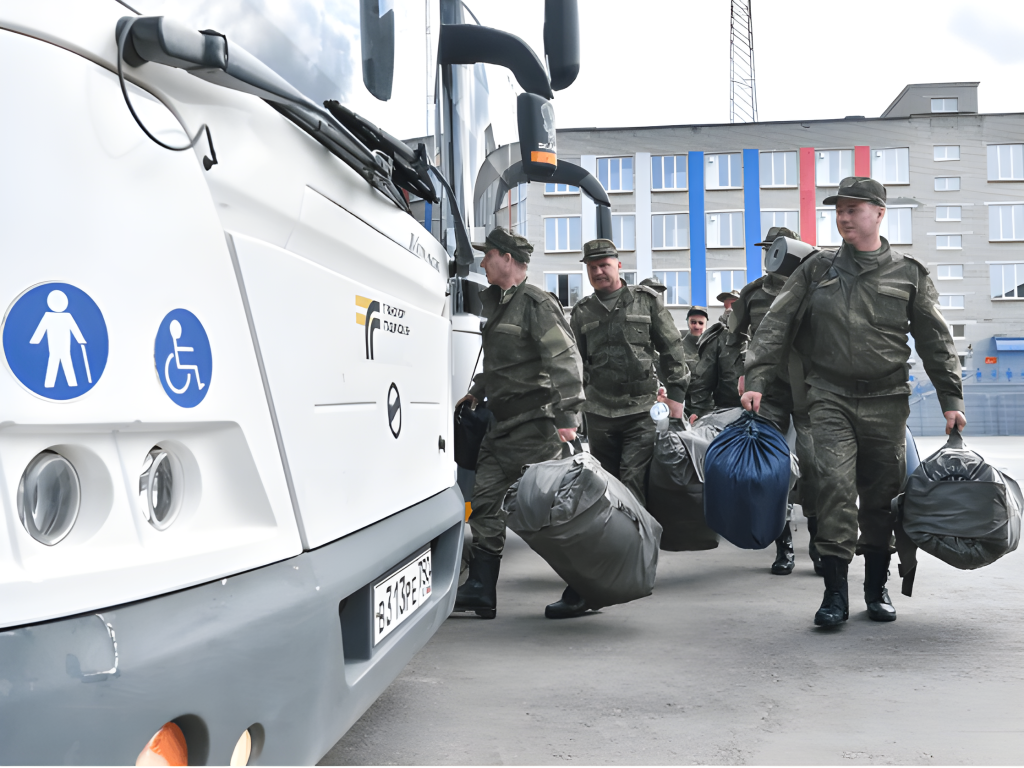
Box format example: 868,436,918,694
18,450,81,545
139,447,183,530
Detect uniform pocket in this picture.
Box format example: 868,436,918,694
626,316,652,345
580,320,601,335
871,282,913,328
495,323,525,336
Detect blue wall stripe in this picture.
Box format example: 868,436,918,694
688,151,706,307
743,148,762,280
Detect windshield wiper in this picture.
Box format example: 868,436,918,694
115,15,411,212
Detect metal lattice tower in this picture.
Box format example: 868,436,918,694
729,0,758,123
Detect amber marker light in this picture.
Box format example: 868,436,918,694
136,722,188,766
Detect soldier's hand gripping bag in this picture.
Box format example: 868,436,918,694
892,427,1022,592
703,412,795,549
645,411,744,551
503,453,663,609
453,400,493,470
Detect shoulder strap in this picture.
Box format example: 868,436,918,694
784,250,840,412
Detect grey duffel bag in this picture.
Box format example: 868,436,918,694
892,427,1023,595
503,452,662,610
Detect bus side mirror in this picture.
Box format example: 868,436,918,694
544,0,580,91
360,0,395,101
517,93,557,178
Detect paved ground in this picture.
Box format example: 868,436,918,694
322,436,1024,766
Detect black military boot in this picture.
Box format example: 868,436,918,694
771,521,795,575
813,556,849,627
863,552,897,622
544,585,590,619
807,516,824,577
453,549,500,619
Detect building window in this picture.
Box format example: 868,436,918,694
611,214,636,251
817,208,842,246
706,211,744,248
881,207,912,244
872,147,910,185
761,210,799,239
937,264,963,280
706,153,742,190
652,213,690,249
934,145,960,161
652,270,691,306
936,235,962,249
931,98,958,113
939,294,965,310
545,183,579,194
621,270,637,286
597,157,633,192
759,151,797,187
652,155,687,190
816,149,853,186
545,216,581,252
991,263,1024,299
936,205,961,222
545,273,583,307
989,203,1024,241
708,270,746,305
935,176,961,191
987,144,1024,181
949,323,966,339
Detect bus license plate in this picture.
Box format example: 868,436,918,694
373,549,432,645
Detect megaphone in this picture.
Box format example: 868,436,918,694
764,237,819,277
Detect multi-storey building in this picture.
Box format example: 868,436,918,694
482,83,1023,434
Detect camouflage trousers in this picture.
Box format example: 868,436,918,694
806,387,908,562
585,411,655,506
469,417,564,557
758,378,818,518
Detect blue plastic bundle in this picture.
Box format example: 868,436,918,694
703,412,792,549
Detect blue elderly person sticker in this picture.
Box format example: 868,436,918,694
155,309,212,408
2,282,109,401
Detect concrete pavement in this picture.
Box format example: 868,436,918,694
323,436,1024,765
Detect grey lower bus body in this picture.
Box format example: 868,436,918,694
0,485,464,766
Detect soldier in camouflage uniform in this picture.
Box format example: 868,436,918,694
731,226,821,577
570,239,690,516
742,179,966,627
688,289,746,418
682,306,708,416
453,227,586,620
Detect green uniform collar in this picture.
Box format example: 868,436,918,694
499,278,526,305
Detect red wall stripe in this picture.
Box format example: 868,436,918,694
799,147,816,245
855,145,870,177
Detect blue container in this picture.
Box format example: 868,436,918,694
704,412,791,549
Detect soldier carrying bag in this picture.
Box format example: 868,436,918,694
503,453,662,610
453,346,494,470
891,427,1022,596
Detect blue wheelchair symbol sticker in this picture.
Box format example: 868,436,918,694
2,282,108,401
155,309,212,408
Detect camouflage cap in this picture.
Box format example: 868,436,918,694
686,306,709,320
580,238,619,263
472,226,534,263
822,176,887,207
755,226,800,247
639,277,667,294
716,289,741,303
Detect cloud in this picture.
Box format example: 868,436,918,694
950,5,1024,64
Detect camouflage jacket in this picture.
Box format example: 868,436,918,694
469,280,585,433
729,271,789,340
745,239,965,413
688,310,747,417
569,284,689,417
681,332,700,411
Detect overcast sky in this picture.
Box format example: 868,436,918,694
474,0,1024,129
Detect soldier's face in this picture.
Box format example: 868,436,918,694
836,199,885,244
480,248,514,285
722,297,737,311
688,316,705,336
586,257,622,291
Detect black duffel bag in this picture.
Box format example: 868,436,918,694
892,427,1022,595
453,400,494,470
646,410,744,551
